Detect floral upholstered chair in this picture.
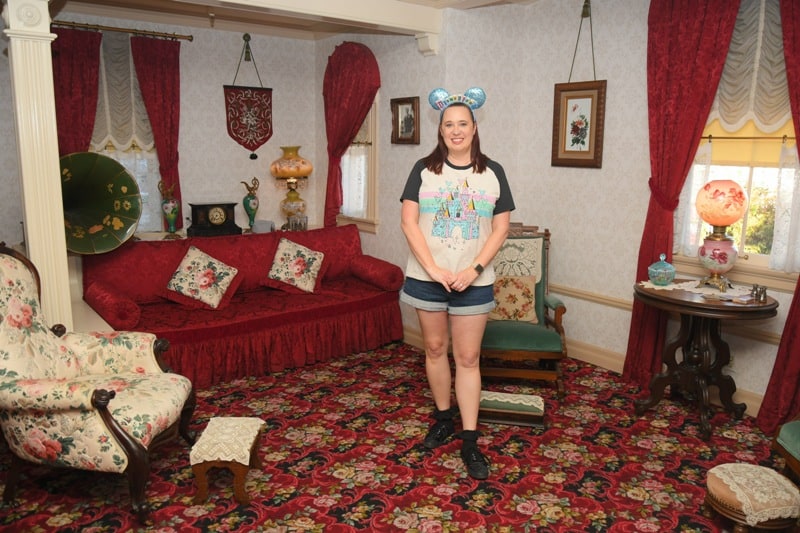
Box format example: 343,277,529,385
0,244,195,521
480,224,567,397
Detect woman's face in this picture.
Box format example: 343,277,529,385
439,105,476,157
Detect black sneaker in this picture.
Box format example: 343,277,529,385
423,419,455,449
461,445,489,480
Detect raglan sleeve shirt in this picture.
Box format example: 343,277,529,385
400,158,515,285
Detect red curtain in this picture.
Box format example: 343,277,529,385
755,0,800,436
52,28,102,155
622,0,740,387
322,42,381,227
130,37,183,229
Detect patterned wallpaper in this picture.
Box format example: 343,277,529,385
0,0,789,397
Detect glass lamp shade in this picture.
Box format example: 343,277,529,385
695,179,748,227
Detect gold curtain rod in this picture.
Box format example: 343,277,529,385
706,134,795,142
52,20,193,42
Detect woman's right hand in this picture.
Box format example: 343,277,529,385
427,265,455,292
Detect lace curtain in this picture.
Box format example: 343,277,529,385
89,31,161,232
674,0,800,273
340,144,368,218
90,31,154,151
708,0,790,133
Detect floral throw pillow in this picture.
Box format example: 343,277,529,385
488,275,538,324
265,238,325,293
165,246,240,309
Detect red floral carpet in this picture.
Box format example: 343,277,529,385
0,342,783,532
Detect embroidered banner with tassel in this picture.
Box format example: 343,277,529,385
224,33,272,159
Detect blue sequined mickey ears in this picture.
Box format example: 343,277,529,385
428,87,487,112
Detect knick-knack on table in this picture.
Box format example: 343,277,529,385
158,180,180,239
241,177,260,231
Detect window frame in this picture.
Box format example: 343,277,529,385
336,97,379,234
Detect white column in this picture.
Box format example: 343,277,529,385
3,0,73,329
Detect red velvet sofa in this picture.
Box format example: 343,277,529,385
81,224,404,388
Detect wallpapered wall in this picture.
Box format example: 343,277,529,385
0,0,791,399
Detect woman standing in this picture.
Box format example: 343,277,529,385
400,87,515,480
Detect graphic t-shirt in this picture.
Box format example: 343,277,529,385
400,158,515,286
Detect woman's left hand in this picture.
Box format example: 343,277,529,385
450,267,480,292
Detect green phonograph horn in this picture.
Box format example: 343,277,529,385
60,152,142,254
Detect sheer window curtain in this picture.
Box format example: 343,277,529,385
91,32,161,232
341,144,368,219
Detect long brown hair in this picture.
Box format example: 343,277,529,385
423,103,488,174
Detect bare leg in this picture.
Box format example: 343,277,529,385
417,309,452,409
450,313,489,431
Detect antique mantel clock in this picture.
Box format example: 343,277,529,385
187,202,242,237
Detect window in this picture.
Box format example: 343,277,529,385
89,31,162,233
672,0,800,289
337,97,378,233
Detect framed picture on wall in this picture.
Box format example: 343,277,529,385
551,80,607,168
391,97,420,144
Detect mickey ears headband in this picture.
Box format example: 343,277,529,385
428,87,487,112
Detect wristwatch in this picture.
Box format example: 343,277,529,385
472,262,484,274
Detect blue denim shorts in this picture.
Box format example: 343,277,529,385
400,277,495,315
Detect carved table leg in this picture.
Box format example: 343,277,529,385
706,319,746,418
635,314,692,415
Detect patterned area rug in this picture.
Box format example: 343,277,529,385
0,342,782,532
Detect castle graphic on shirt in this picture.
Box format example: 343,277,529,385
430,179,480,241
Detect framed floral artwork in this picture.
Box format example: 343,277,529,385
390,96,420,144
551,80,606,168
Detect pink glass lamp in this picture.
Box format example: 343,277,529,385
695,179,748,292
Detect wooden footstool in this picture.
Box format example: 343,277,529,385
703,463,800,532
190,417,266,505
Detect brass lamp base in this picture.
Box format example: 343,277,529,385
697,273,732,292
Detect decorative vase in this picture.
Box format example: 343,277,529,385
647,253,676,286
158,180,180,237
161,198,179,233
698,236,738,290
241,177,260,230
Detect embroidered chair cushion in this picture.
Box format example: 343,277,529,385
489,275,538,323
706,463,800,526
263,238,326,294
165,246,241,309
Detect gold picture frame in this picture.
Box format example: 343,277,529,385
551,80,607,168
390,96,420,145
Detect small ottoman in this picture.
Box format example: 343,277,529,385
703,463,800,532
477,390,545,427
190,417,266,505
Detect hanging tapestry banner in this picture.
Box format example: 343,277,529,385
223,85,273,159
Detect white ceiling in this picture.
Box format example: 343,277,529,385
54,0,539,41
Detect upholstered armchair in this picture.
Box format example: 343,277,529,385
0,244,196,521
774,414,800,483
480,224,567,397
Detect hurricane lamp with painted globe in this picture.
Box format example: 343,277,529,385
695,179,748,292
